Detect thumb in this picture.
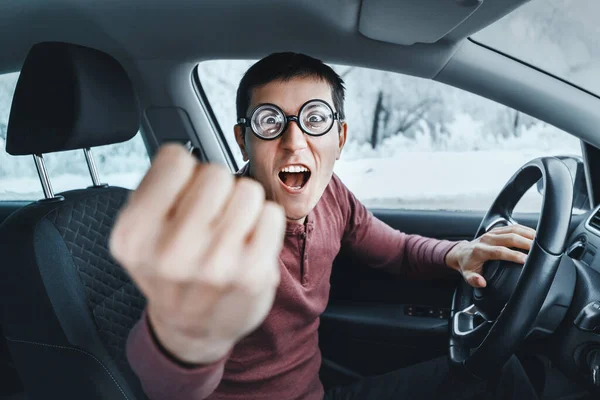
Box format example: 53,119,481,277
462,271,487,288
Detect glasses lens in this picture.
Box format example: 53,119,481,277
251,105,285,139
300,101,334,135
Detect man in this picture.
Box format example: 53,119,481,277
111,53,538,399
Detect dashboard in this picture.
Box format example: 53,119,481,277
546,205,600,391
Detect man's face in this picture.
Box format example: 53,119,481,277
235,77,347,224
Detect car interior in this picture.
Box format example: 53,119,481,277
1,0,600,399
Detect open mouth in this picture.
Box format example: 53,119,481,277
278,165,311,191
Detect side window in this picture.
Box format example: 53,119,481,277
197,60,255,167
197,61,584,214
0,72,150,201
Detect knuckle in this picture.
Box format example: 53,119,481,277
473,243,486,256
268,263,281,287
155,144,196,174
492,248,504,258
238,267,279,295
154,248,187,279
201,253,238,286
158,267,192,285
110,225,140,267
204,163,234,184
158,142,190,161
263,202,285,226
509,233,522,245
201,271,231,291
236,277,261,295
236,177,265,201
479,233,491,244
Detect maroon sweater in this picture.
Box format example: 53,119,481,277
126,172,458,400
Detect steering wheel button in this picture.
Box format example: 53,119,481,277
567,241,586,260
575,301,600,331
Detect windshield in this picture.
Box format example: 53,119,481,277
472,0,600,96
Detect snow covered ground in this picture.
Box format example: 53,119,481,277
333,121,582,212
334,150,550,212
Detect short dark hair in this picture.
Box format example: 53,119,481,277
236,52,346,125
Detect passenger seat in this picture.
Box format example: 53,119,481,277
0,42,149,400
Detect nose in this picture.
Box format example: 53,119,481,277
280,120,308,152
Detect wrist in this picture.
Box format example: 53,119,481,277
445,241,468,272
147,310,234,365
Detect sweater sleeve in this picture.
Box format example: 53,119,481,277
126,309,228,400
336,175,460,279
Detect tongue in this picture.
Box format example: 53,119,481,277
280,172,305,188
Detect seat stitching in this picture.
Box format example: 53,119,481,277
5,337,130,400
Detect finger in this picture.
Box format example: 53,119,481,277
482,232,533,251
246,202,286,259
484,245,528,264
490,224,536,240
212,178,266,246
126,144,197,219
200,178,268,284
238,202,286,291
462,270,487,288
110,145,197,266
156,164,236,277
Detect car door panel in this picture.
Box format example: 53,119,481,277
319,209,585,387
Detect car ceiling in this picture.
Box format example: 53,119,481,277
2,0,600,155
0,0,526,76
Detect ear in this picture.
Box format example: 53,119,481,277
336,122,348,160
234,125,249,162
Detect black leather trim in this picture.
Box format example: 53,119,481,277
6,337,130,400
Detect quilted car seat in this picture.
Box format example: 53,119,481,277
0,42,149,400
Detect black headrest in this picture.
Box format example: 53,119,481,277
6,42,140,155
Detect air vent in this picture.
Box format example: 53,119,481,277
588,207,600,234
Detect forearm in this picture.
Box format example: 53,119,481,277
346,211,461,278
396,234,462,279
338,176,461,279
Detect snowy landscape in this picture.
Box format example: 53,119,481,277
0,0,594,213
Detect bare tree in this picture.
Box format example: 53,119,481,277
339,67,355,79
392,98,440,136
370,90,385,148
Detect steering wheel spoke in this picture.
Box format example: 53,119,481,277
453,304,493,347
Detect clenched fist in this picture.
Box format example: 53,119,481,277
110,144,286,364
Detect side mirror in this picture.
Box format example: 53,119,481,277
537,155,590,211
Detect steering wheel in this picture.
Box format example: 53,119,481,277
449,157,574,379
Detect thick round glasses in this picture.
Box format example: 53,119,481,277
237,99,341,140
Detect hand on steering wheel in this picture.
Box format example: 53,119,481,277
446,224,536,288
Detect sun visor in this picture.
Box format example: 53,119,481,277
358,0,483,46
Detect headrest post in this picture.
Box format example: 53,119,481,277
32,154,55,199
83,148,106,188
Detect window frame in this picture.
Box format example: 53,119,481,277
192,64,239,172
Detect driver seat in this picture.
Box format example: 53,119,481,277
0,42,148,399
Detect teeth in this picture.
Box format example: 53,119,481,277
280,165,308,173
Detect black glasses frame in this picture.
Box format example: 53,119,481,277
237,99,342,140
